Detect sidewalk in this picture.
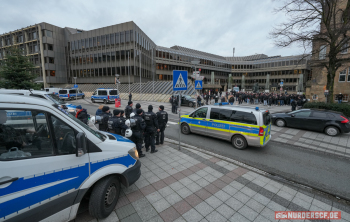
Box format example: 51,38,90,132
74,140,350,222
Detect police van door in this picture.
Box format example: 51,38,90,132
0,107,90,222
189,107,208,134
208,108,231,140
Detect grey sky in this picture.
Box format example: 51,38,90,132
0,0,304,57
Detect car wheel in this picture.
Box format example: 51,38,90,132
91,99,95,103
89,175,121,219
275,119,286,127
189,102,194,107
103,99,107,104
231,135,247,150
325,126,339,136
181,123,191,135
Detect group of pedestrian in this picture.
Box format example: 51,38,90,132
95,101,168,158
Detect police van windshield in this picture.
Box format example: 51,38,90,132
109,90,118,95
59,90,67,94
45,94,65,105
55,106,106,141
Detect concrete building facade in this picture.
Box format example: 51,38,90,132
1,21,311,93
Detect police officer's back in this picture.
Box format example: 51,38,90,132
99,106,112,131
108,109,127,135
131,109,146,157
156,105,168,145
134,103,145,119
144,105,159,153
120,110,127,136
124,101,133,119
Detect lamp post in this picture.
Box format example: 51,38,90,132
115,74,120,92
128,51,130,93
191,60,200,109
73,77,77,100
139,49,141,95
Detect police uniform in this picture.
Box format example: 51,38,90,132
134,103,145,119
99,106,112,132
120,112,127,136
144,105,159,153
108,110,128,135
131,110,146,157
125,102,133,119
156,106,168,145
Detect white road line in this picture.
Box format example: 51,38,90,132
167,121,178,125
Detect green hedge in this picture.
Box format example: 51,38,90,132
303,102,350,117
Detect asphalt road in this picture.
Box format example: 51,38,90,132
71,101,350,200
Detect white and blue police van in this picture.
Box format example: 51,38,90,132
59,88,85,100
44,88,62,95
91,88,120,104
0,95,140,222
0,89,77,115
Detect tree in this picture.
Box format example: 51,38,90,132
270,0,350,103
0,46,38,89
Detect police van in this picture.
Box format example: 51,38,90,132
44,88,62,95
91,88,120,104
0,89,77,114
180,103,271,149
0,95,140,222
59,88,85,100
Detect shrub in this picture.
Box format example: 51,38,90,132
303,102,350,117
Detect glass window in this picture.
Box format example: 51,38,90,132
97,36,100,46
120,32,125,43
93,37,97,47
116,33,120,44
130,30,133,41
319,45,327,60
98,90,107,95
0,109,54,160
210,108,220,120
230,111,257,125
69,89,77,94
294,111,311,118
101,35,106,46
191,107,208,118
50,115,76,155
126,31,130,42
339,69,346,82
106,35,110,45
109,90,118,95
111,34,115,44
85,38,89,48
89,38,92,48
341,43,348,54
312,112,327,118
45,30,53,38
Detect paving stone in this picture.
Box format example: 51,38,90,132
158,186,174,198
266,200,286,212
194,202,214,217
146,215,165,222
163,176,177,185
127,190,144,203
196,178,210,187
187,182,202,193
195,188,212,201
204,183,220,194
164,193,182,205
136,204,158,222
277,190,294,201
230,181,245,190
216,204,235,219
177,187,192,199
205,195,223,209
182,208,203,222
120,213,142,222
260,207,276,221
291,197,311,210
233,191,250,204
115,195,131,209
169,181,184,191
222,185,238,196
179,177,192,186
116,204,136,220
312,199,332,211
146,191,163,204
229,212,251,222
240,186,257,197
185,193,202,207
212,179,227,189
159,207,180,222
153,198,171,213
152,180,167,190
214,190,231,202
238,205,259,221
140,185,156,196
246,198,265,213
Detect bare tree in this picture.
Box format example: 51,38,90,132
270,0,350,103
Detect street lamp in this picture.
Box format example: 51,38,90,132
73,77,77,100
191,60,200,108
115,74,120,92
139,49,141,95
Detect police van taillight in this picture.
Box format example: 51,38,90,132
68,94,70,98
259,127,264,136
108,95,110,100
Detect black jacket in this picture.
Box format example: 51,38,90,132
76,109,88,124
156,111,168,127
125,105,133,119
99,112,112,131
144,111,159,132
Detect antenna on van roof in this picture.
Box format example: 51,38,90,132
28,88,33,94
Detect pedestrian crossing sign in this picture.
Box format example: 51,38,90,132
195,80,203,90
173,70,188,91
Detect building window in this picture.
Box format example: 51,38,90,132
34,45,39,52
319,45,327,60
339,69,346,82
33,32,37,39
49,57,54,64
50,70,55,76
48,44,53,51
93,37,96,47
312,94,318,100
45,30,53,38
341,43,348,54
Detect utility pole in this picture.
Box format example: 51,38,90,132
128,51,130,93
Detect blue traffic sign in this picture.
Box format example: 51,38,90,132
173,70,188,91
73,84,78,88
195,80,203,90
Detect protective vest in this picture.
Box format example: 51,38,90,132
144,112,154,127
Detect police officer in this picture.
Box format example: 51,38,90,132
134,103,145,118
120,110,127,136
125,101,133,119
131,109,146,157
215,94,219,103
173,96,179,114
171,96,175,113
108,109,121,134
144,105,159,153
99,106,112,132
156,105,168,145
205,93,209,105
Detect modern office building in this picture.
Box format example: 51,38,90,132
0,21,311,93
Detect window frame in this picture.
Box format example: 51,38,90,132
319,45,327,60
339,69,347,82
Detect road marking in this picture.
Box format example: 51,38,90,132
168,121,177,125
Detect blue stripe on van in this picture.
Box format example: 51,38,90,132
90,154,136,174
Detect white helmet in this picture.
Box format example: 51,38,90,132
90,116,96,124
125,129,132,137
125,119,131,127
130,112,135,118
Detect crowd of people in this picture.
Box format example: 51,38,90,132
92,101,168,158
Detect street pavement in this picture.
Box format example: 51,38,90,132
73,141,350,222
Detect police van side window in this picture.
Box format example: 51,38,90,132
210,108,220,120
230,111,257,125
49,115,76,155
98,90,107,96
193,107,208,118
93,91,97,95
0,109,54,160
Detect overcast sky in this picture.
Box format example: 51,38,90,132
0,0,305,57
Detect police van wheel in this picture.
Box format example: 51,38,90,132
181,123,191,135
189,102,194,107
91,99,95,103
89,175,121,219
275,119,286,127
103,99,107,104
231,135,247,150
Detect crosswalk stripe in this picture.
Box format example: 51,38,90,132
167,121,177,125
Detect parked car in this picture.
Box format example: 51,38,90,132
271,109,350,136
169,95,196,107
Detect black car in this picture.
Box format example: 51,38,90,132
271,109,350,136
169,95,196,107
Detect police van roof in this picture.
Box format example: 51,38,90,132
97,88,117,90
0,94,55,107
202,105,267,113
0,89,53,96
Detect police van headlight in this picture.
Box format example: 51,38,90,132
129,147,139,160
